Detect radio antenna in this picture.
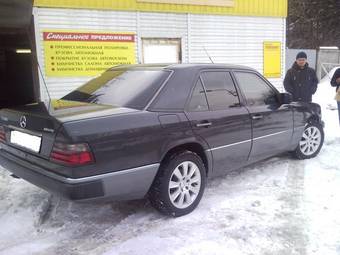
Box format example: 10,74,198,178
203,46,214,64
37,62,52,112
26,28,52,112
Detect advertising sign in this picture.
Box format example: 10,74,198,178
263,41,282,78
43,31,136,77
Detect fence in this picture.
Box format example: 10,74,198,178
316,49,340,79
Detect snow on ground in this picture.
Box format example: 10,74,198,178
0,81,340,255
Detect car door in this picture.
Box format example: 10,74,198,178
185,70,252,176
233,71,294,162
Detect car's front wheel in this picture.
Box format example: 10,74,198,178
293,122,324,159
149,151,206,217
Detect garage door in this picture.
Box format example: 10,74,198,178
0,0,39,109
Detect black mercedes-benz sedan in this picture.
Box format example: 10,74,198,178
0,64,324,216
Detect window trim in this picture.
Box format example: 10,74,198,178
185,76,210,112
144,69,174,111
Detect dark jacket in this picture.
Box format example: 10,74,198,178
331,68,340,91
284,62,318,102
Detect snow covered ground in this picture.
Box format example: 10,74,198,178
0,80,340,255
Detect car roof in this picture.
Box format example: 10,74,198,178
166,63,255,72
110,63,256,72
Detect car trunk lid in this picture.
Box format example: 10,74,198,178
0,102,62,158
49,99,138,123
0,100,138,159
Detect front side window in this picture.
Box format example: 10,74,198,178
234,72,277,106
200,71,240,110
62,70,171,110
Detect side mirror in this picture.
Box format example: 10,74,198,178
280,92,292,104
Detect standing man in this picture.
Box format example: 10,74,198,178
284,52,318,102
331,68,340,126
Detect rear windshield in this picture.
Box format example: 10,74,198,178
62,69,170,110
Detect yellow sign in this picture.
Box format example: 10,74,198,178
43,31,136,77
263,42,281,78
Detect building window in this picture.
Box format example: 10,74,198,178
142,38,182,64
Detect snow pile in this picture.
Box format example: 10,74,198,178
0,171,55,254
314,69,339,141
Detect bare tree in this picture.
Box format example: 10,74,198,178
287,0,340,49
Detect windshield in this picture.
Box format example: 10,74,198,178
62,69,171,110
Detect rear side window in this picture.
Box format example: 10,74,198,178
200,71,240,110
234,72,276,106
188,79,209,112
62,70,171,110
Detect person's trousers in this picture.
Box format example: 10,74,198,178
338,101,340,126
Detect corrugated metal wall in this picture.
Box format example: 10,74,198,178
34,7,285,99
188,14,286,89
138,12,188,63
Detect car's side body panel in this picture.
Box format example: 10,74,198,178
186,107,252,176
230,69,295,162
289,102,323,151
156,112,213,171
59,110,163,178
245,104,294,162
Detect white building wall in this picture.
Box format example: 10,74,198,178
138,12,188,63
188,14,286,90
33,7,286,99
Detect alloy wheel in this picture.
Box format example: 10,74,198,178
168,161,202,209
299,126,322,156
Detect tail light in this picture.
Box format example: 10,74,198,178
50,142,94,166
0,126,6,143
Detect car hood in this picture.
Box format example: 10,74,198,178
291,101,322,119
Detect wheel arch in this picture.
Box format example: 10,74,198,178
307,114,323,126
159,140,212,177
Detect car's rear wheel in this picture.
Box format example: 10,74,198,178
149,151,206,217
293,122,324,159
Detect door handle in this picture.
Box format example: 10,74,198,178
196,122,212,128
252,114,263,120
282,104,292,109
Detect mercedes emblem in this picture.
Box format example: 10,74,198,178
19,116,27,129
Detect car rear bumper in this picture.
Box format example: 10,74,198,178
0,147,159,201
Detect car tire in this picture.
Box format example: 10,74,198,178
149,150,206,217
293,121,324,160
